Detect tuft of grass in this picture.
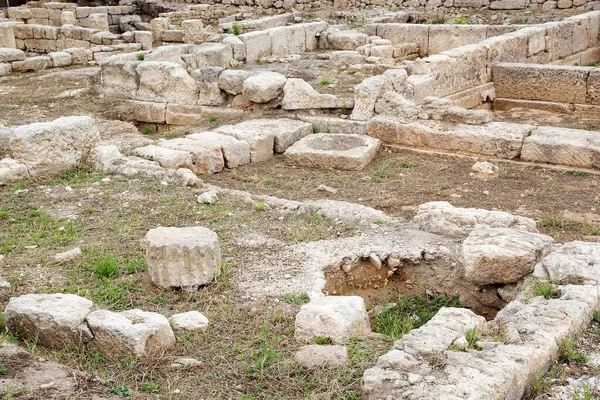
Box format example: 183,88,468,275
313,336,334,345
539,212,600,236
90,254,120,278
142,126,153,135
253,202,266,211
140,380,159,393
0,364,6,375
567,170,587,177
372,166,392,181
465,328,482,350
207,114,218,123
593,309,600,323
136,53,145,61
584,61,597,67
108,385,132,397
279,293,310,305
452,14,468,24
371,294,461,340
559,338,589,364
319,76,331,86
264,176,275,185
339,108,350,116
533,282,561,299
424,15,445,24
286,214,335,242
232,24,241,35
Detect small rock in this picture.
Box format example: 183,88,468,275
65,186,73,192
197,191,218,204
454,336,469,351
471,161,498,175
54,247,82,262
407,373,422,384
169,311,209,333
369,253,382,269
171,357,203,369
317,184,338,194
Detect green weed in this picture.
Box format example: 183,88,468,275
559,338,589,363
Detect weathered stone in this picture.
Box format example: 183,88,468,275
176,168,203,187
54,247,82,262
534,241,600,285
186,131,251,168
0,63,11,77
0,158,29,183
88,145,123,171
0,48,25,63
136,61,197,103
11,56,51,72
132,145,194,171
462,227,554,285
521,126,600,169
374,92,420,119
223,35,246,61
218,69,249,95
284,133,381,171
414,202,538,236
471,161,498,175
294,296,370,344
169,311,209,332
10,116,100,177
86,309,175,358
187,43,233,69
295,345,348,368
444,106,492,125
158,138,224,175
242,71,287,103
3,293,95,349
48,51,72,67
282,78,352,110
215,118,312,161
328,30,368,50
145,226,221,289
351,75,392,121
191,66,225,106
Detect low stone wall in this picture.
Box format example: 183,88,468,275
402,11,600,103
6,4,137,33
9,23,151,57
365,23,524,56
492,62,600,105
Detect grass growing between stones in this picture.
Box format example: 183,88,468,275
371,293,461,340
559,338,589,364
533,282,561,300
539,213,600,237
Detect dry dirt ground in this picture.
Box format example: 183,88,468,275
0,58,599,400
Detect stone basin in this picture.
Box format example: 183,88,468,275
283,133,381,170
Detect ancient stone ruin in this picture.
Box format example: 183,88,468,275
1,0,600,398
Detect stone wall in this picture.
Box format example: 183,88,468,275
401,11,600,103
6,4,137,33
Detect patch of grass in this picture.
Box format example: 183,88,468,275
47,165,102,186
539,212,600,236
499,172,520,179
286,214,335,242
424,15,445,24
447,343,461,352
90,254,120,278
136,53,145,61
313,336,334,345
319,76,331,86
567,170,587,177
140,380,159,393
584,61,597,67
244,323,284,375
452,14,468,24
593,309,600,323
533,282,561,299
0,364,7,375
465,328,482,350
371,294,461,340
573,384,594,400
279,293,310,305
559,338,589,364
339,108,350,116
398,160,415,168
232,24,241,36
142,126,153,135
107,385,132,397
207,114,218,123
264,176,275,185
372,166,392,181
253,202,266,211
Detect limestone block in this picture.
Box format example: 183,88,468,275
374,24,429,56
150,17,168,42
134,31,152,51
350,75,392,121
242,71,286,103
64,47,92,64
588,69,600,105
521,126,600,169
165,104,204,125
61,11,77,25
11,56,50,72
414,201,538,236
534,241,600,285
215,118,312,161
284,133,381,171
239,30,272,63
492,63,590,103
489,0,528,8
187,43,233,69
168,311,209,333
3,293,95,349
329,51,366,67
7,8,32,20
158,138,225,175
462,227,554,285
223,34,246,61
182,19,206,43
101,60,140,100
10,116,100,177
87,14,109,31
294,296,371,344
144,226,221,289
0,23,17,48
218,69,249,95
132,145,194,171
191,66,225,106
0,158,29,182
282,78,352,110
48,51,72,67
136,61,198,103
0,48,25,62
86,309,176,358
295,345,348,368
0,63,11,77
367,117,533,159
120,100,166,123
328,30,368,50
144,44,191,66
186,131,251,168
119,15,141,32
428,25,488,55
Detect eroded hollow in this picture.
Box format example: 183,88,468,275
323,254,514,322
306,135,367,151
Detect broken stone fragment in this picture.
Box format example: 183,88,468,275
169,311,209,333
295,345,348,368
145,226,221,289
242,71,287,103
